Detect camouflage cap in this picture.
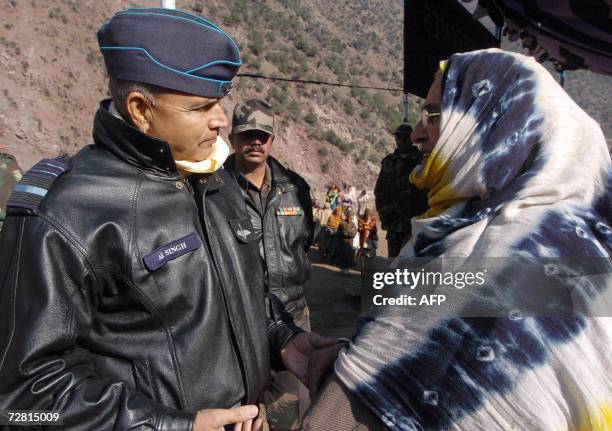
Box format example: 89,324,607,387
231,99,274,135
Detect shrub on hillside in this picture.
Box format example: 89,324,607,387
287,100,300,119
322,130,341,146
267,86,282,102
248,32,264,56
342,99,355,115
304,112,317,125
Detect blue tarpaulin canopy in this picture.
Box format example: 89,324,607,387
470,0,612,75
403,0,612,97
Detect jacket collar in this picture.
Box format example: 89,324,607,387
395,145,423,160
93,99,178,176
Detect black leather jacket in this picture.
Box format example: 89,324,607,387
224,155,314,314
0,101,300,431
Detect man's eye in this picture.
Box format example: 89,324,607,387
193,104,214,111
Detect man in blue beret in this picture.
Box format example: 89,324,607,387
0,8,336,431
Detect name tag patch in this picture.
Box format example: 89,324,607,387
143,233,201,271
276,206,303,216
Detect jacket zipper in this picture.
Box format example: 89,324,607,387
179,176,252,401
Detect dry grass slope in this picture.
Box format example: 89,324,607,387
0,0,609,196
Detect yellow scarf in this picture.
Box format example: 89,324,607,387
174,136,230,174
409,148,464,219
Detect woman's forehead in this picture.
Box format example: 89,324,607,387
424,71,443,108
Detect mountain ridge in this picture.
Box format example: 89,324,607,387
0,0,609,196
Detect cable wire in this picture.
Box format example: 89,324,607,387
236,72,404,92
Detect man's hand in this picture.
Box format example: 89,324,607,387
194,405,263,431
304,342,346,395
281,332,339,392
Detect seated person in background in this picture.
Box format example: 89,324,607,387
321,206,344,257
314,202,333,245
335,207,358,275
358,208,378,258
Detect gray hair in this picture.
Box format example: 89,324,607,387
108,77,160,123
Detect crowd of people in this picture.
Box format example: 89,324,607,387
312,182,378,273
0,6,609,431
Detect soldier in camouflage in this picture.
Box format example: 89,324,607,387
226,99,315,431
0,144,23,232
374,123,429,257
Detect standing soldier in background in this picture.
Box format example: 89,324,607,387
375,123,429,257
0,144,22,232
226,99,315,431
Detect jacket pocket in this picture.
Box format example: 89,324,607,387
132,359,157,402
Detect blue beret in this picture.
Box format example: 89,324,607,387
97,8,241,98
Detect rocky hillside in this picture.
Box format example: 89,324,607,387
0,0,609,198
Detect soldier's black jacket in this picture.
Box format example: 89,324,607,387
224,155,314,316
0,101,300,431
374,146,429,233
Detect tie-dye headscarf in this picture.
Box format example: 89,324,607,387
335,49,611,430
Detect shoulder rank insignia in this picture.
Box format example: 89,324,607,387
7,156,70,216
276,206,303,216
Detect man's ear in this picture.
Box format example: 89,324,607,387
125,92,154,133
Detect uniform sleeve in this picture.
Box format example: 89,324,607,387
0,216,195,431
374,160,389,228
265,292,304,372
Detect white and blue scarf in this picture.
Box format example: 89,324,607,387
336,49,611,430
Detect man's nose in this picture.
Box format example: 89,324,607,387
210,103,229,129
410,122,425,143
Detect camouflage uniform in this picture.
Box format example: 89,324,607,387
0,153,23,232
374,145,428,257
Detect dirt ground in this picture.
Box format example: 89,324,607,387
304,226,388,338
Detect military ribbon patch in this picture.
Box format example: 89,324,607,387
276,206,303,216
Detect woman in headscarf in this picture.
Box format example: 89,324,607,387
344,184,358,209
327,182,341,211
357,189,370,216
303,49,611,430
